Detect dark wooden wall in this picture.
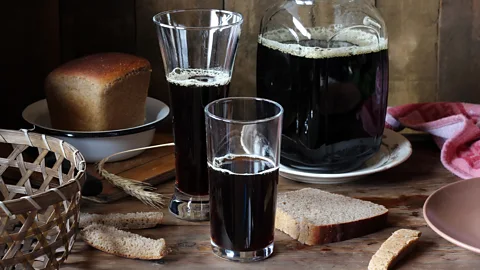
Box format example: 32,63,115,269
438,0,480,102
1,1,60,129
2,0,480,129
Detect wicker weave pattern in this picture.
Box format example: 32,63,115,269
0,129,85,269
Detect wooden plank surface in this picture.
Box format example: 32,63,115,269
377,0,440,106
5,0,480,130
438,0,480,103
59,0,136,62
6,0,480,130
224,0,276,97
83,134,175,203
62,136,480,269
0,0,60,129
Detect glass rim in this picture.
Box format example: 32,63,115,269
205,97,284,125
152,9,243,30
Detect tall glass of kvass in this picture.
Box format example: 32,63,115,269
154,10,243,221
257,0,389,173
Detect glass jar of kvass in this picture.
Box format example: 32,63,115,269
257,0,389,173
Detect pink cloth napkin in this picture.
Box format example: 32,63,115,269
385,103,480,179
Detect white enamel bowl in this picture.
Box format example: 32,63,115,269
22,97,170,163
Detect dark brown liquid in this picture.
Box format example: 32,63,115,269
209,155,278,251
257,40,389,173
168,76,229,196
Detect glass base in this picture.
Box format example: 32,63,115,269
168,187,209,221
211,240,274,262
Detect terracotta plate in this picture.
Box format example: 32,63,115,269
424,178,480,254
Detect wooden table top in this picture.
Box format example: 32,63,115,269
62,134,480,269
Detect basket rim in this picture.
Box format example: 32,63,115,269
0,129,86,216
0,177,84,216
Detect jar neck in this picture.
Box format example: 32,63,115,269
292,0,314,4
290,0,361,4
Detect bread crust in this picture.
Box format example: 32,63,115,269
368,229,421,270
47,53,151,87
82,236,168,260
79,212,164,229
81,224,168,260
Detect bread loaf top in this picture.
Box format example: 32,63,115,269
47,52,151,88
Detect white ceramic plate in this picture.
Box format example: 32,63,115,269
22,97,170,163
279,129,412,184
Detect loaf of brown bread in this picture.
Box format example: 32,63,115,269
45,53,151,131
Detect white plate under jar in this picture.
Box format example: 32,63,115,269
279,129,412,184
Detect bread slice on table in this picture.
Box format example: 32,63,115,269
82,224,168,260
276,188,388,245
79,212,164,230
368,229,421,270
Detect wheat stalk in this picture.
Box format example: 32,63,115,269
96,143,175,209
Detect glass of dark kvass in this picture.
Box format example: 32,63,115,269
153,10,243,221
205,97,283,262
257,0,389,173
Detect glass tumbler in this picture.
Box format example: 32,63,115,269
153,10,243,221
205,97,283,262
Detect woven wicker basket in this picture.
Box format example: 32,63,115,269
0,129,85,269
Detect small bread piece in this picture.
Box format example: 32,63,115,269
82,224,167,260
276,188,388,245
79,212,164,229
368,229,422,270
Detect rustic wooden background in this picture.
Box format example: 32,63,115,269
1,0,479,129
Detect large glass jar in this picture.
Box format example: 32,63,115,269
257,0,389,173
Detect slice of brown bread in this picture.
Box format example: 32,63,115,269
368,229,421,270
82,224,168,260
79,212,164,229
276,188,388,245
